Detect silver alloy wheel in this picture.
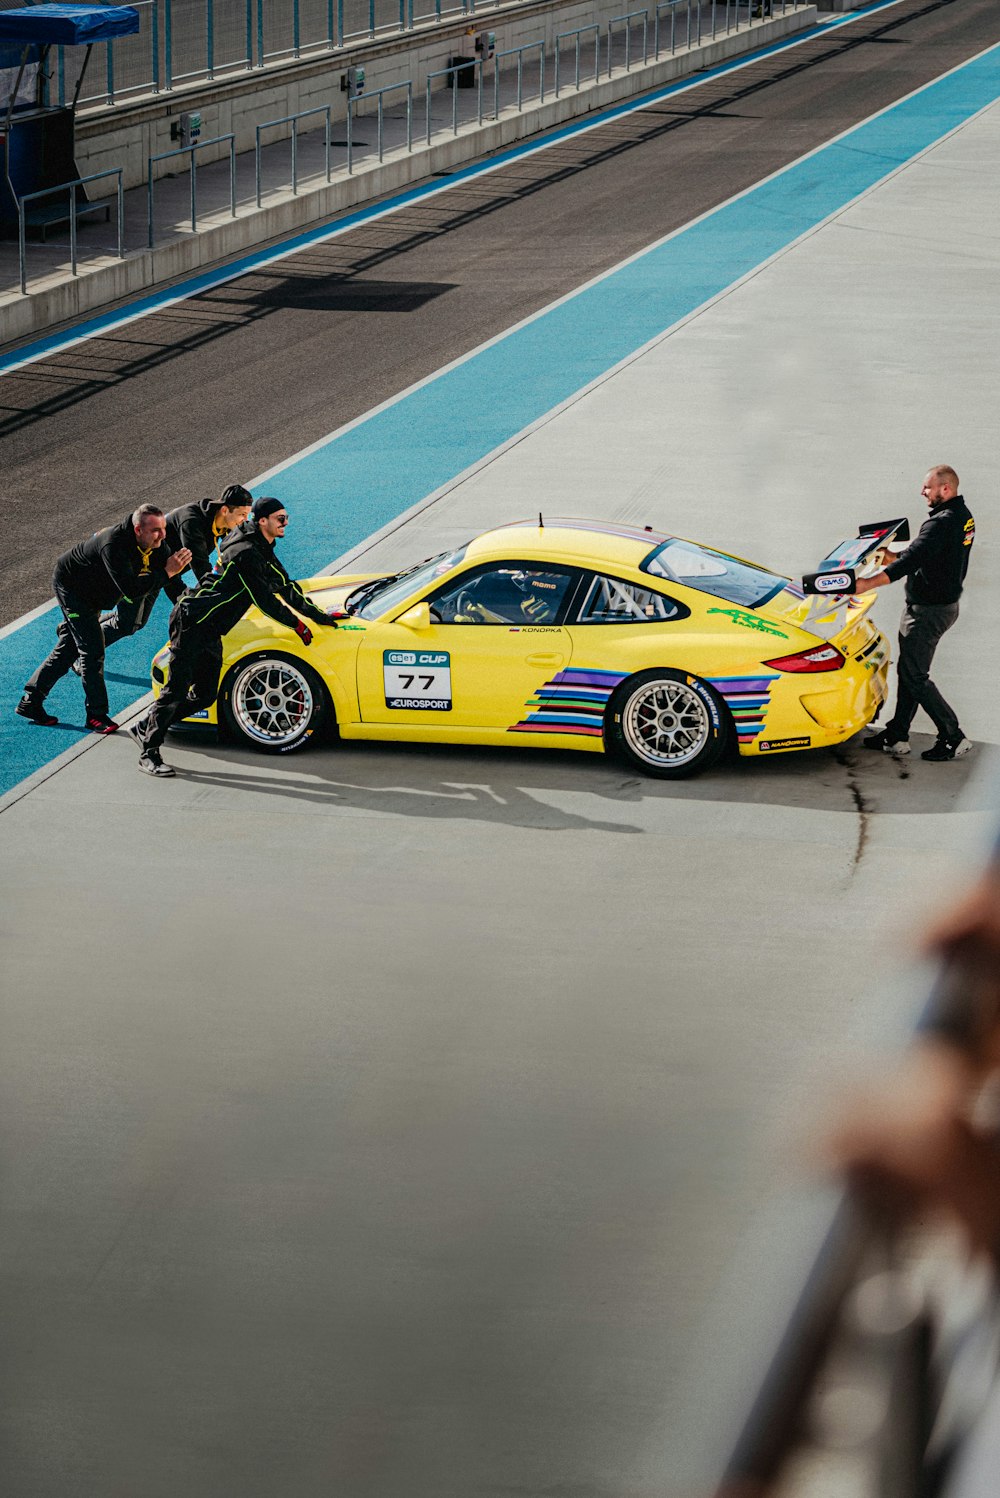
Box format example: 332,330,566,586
621,678,711,768
230,658,315,747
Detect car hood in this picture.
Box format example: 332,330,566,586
296,573,385,612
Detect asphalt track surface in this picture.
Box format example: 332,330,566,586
4,0,1000,622
2,5,1000,1497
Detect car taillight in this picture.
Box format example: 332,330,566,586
763,644,845,672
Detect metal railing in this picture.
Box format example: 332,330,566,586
492,41,545,117
554,25,601,97
424,59,481,143
16,169,125,294
147,134,237,246
46,0,540,109
654,0,695,57
607,9,648,75
255,105,332,205
708,0,783,39
550,24,598,98
45,0,813,111
347,81,414,174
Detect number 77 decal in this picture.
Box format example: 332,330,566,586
383,652,453,711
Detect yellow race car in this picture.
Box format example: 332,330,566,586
151,517,898,778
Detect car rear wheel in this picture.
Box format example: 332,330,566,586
605,669,728,778
220,653,330,754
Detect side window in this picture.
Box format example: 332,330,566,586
575,573,688,624
429,565,576,625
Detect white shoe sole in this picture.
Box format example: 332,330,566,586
138,757,175,778
885,742,910,757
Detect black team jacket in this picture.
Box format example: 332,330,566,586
53,516,169,612
884,495,976,606
163,498,236,603
173,516,334,637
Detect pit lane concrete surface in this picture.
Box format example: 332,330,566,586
3,44,1000,1498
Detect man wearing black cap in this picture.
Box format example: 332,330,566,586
132,496,338,777
98,484,253,651
16,505,192,735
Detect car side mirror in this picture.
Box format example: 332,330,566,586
395,601,431,630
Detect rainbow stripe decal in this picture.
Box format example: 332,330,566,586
708,674,779,745
510,667,627,737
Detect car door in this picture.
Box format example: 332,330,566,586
356,561,580,731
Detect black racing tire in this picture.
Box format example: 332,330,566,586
604,668,729,778
219,652,332,755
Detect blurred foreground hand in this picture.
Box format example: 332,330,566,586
827,867,1000,1266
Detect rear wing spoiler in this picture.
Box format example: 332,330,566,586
798,517,910,638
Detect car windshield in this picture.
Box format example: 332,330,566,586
641,539,785,608
348,547,469,620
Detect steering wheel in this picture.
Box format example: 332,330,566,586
450,588,477,620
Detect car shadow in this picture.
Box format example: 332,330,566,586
166,731,996,831
174,746,642,836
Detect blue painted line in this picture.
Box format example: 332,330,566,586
0,1,896,378
2,34,998,800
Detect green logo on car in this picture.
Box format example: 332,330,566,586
707,607,788,639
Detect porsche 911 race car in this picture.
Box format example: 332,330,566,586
150,517,902,778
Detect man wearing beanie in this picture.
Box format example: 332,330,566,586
132,496,338,777
99,484,253,651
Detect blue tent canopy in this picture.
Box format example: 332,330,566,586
0,5,140,46
0,41,41,68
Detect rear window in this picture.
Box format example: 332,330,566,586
575,574,687,624
641,539,785,608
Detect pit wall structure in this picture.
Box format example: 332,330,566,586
5,2,816,343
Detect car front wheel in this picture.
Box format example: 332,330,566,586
220,653,330,754
605,669,728,778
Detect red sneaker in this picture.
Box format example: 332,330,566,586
85,715,120,735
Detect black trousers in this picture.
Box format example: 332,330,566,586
140,608,222,752
887,601,961,742
101,589,159,647
102,576,186,646
26,581,109,718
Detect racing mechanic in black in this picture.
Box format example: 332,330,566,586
132,495,338,778
17,505,192,734
98,484,253,651
860,464,975,762
100,479,254,644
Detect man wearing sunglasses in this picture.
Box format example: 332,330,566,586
132,495,338,778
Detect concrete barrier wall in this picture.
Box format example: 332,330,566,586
6,7,815,346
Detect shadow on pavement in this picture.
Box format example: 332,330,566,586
164,731,994,828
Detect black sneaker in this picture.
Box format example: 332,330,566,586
862,728,910,756
921,736,972,762
138,749,175,778
15,693,58,726
128,716,150,745
85,714,120,735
